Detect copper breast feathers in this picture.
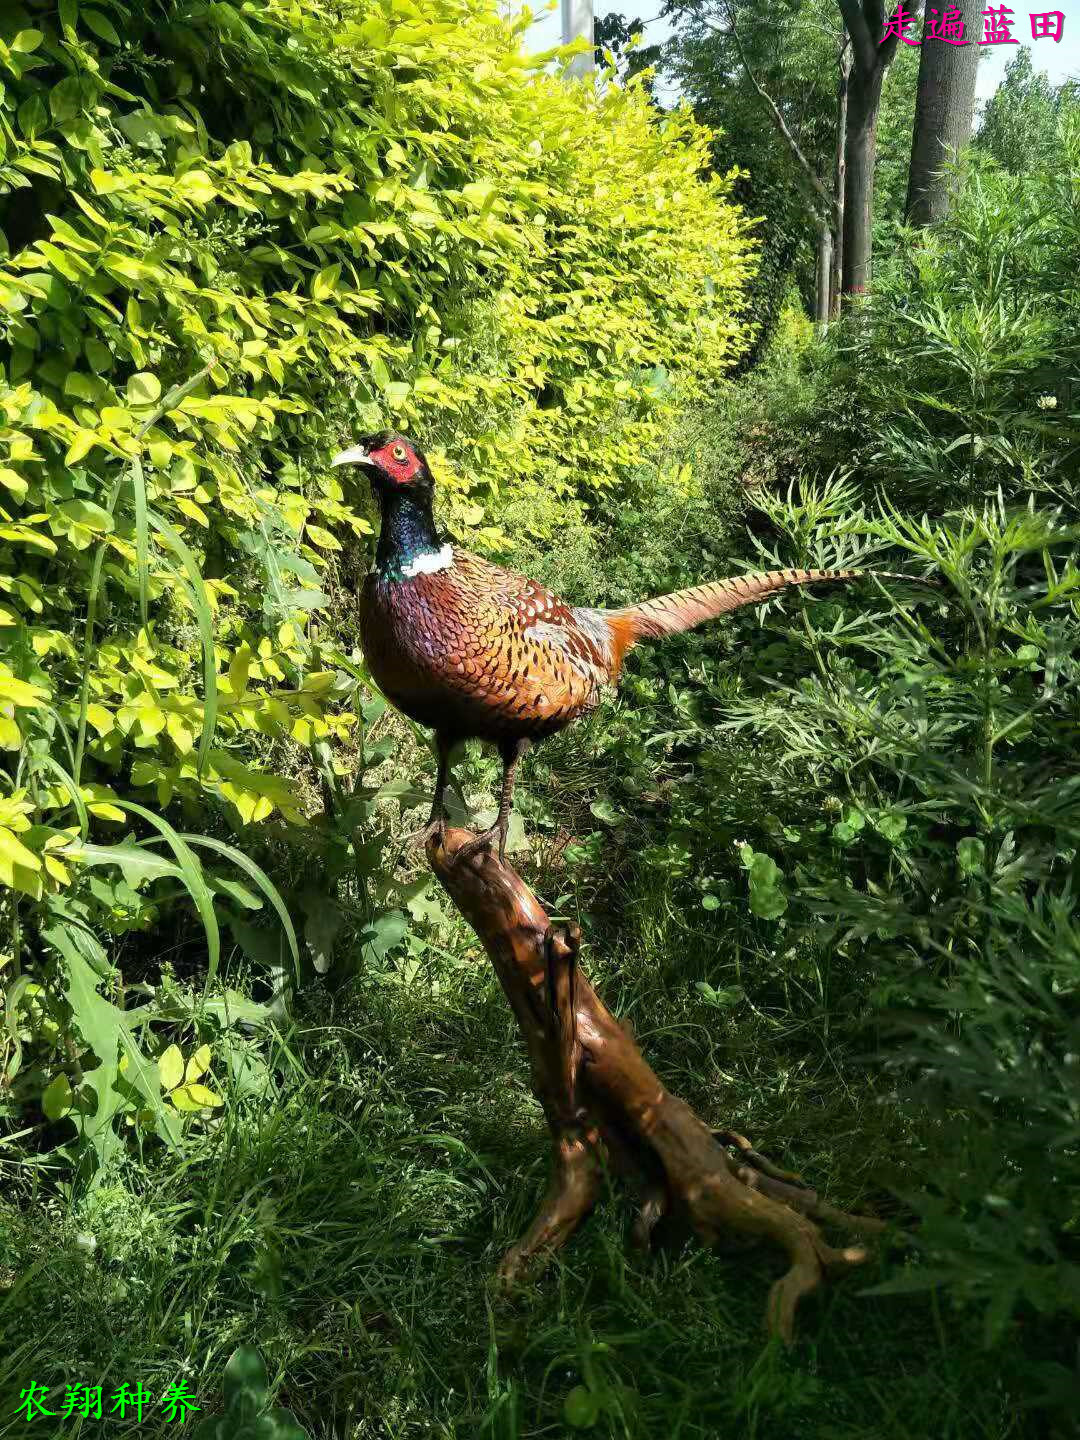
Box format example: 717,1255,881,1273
359,549,616,741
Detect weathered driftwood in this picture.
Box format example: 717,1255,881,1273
427,827,885,1342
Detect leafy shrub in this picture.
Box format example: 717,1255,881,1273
842,143,1079,508
722,481,1080,1411
680,132,1080,1419
0,0,755,1170
530,118,1080,1426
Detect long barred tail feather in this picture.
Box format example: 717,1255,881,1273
605,568,894,659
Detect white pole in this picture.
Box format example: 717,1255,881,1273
561,0,594,77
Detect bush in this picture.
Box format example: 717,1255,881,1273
0,0,756,1171
687,133,1080,1419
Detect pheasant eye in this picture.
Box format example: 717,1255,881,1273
391,444,407,461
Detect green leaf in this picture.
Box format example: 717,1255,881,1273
42,1072,73,1120
589,796,620,825
17,95,47,140
49,76,84,122
12,29,44,52
57,499,115,533
694,981,744,1008
214,876,263,910
253,1409,309,1440
47,923,180,1157
746,852,788,920
158,1043,184,1092
304,903,342,975
59,0,79,38
69,840,182,885
563,1386,599,1429
311,263,341,300
169,1082,222,1110
126,372,162,406
957,836,985,875
82,8,121,43
224,1346,269,1417
359,909,408,965
875,812,908,843
185,1044,211,1083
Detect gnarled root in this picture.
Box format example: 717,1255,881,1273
428,827,886,1343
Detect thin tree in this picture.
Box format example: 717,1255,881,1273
905,3,981,224
830,38,852,317
709,3,842,325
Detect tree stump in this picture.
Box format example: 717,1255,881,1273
428,827,885,1342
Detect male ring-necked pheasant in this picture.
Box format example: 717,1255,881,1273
333,433,879,863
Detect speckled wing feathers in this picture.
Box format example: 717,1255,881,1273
359,549,615,742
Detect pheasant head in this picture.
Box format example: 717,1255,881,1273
331,432,434,495
332,432,445,579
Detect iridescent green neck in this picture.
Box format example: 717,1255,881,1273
375,488,442,581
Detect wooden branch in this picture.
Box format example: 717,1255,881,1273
703,13,839,230
428,827,886,1343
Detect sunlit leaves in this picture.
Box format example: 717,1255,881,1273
158,1041,223,1111
0,0,754,1172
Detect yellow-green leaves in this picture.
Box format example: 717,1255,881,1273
311,264,341,300
157,1042,223,1111
0,795,41,896
0,666,47,751
126,373,161,407
0,0,753,1172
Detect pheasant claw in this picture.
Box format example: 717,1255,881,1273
407,816,447,851
451,823,506,868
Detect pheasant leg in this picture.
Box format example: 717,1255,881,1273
453,738,527,866
409,733,454,849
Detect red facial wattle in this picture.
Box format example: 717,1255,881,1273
371,443,421,485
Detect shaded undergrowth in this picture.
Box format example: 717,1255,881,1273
0,888,1036,1438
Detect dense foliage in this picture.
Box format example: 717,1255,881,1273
0,0,755,1169
1,3,1077,1438
593,134,1080,1420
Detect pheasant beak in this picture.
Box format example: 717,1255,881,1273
330,444,375,468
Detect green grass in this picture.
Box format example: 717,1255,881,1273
0,890,1035,1440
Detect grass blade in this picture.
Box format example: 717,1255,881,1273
74,475,123,786
180,834,301,983
118,800,220,983
33,755,90,839
131,454,150,631
147,513,218,777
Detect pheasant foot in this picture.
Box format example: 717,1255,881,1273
451,820,506,867
407,815,447,850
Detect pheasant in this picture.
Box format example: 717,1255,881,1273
333,432,881,863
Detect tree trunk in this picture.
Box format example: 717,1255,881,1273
427,827,885,1342
834,0,901,301
816,226,834,332
831,43,851,318
905,5,981,225
842,62,884,298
